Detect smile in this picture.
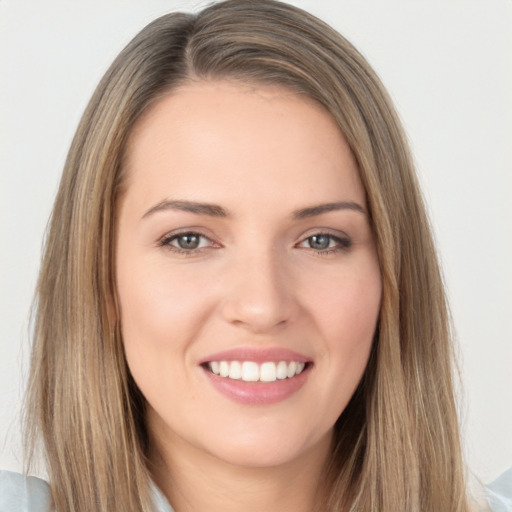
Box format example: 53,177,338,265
207,360,307,382
200,348,312,405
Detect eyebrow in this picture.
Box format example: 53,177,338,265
142,199,228,219
141,199,366,220
292,201,366,219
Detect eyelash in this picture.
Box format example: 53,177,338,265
158,231,217,255
158,231,352,256
299,233,352,256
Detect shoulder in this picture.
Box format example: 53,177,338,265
0,471,51,512
0,471,175,512
485,467,512,512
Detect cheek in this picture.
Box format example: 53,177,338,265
116,267,203,409
116,261,192,389
117,257,206,343
311,267,381,346
306,263,381,393
280,268,380,438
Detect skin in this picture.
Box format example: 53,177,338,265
116,80,382,512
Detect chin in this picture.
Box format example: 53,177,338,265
198,423,333,470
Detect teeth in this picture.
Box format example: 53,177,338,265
260,362,276,382
229,361,242,379
207,360,307,382
276,361,288,380
241,361,260,382
219,361,229,377
287,361,297,378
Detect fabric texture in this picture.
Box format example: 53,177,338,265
486,468,512,512
0,471,50,512
1,468,511,511
0,471,174,512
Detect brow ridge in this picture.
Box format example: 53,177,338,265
293,201,366,219
142,199,365,220
142,199,228,219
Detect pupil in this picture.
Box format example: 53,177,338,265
310,235,330,250
178,234,199,249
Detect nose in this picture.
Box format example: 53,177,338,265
220,249,298,334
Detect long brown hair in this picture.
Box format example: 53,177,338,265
25,1,472,510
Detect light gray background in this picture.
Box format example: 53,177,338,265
1,0,511,483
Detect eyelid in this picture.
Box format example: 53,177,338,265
296,227,351,243
158,228,221,253
295,229,352,253
156,227,351,255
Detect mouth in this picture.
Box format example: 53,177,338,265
199,348,313,405
202,360,309,382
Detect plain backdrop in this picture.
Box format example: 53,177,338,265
1,0,511,483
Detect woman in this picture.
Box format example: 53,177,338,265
0,1,510,511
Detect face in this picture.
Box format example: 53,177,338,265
116,81,381,470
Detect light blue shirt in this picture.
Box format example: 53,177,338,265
1,468,511,511
0,471,174,512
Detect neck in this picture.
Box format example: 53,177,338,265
149,429,332,512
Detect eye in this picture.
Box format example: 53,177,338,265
159,231,216,253
297,233,351,254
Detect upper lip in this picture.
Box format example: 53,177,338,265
199,347,311,365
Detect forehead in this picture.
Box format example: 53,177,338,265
122,80,365,211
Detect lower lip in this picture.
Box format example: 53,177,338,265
203,366,311,405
